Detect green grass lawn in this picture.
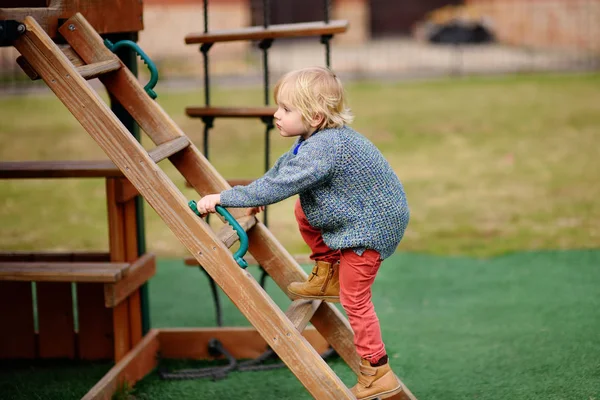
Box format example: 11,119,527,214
1,72,599,258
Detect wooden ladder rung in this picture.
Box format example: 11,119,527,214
217,215,258,248
186,106,277,119
0,261,129,283
184,253,312,267
0,160,122,179
17,45,119,81
285,299,323,332
148,137,191,163
185,20,349,44
76,59,121,80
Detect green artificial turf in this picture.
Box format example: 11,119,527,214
0,359,112,400
132,250,600,400
0,251,598,399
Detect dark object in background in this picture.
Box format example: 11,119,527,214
413,5,496,45
429,22,495,44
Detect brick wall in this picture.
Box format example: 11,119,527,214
138,0,252,75
466,0,600,51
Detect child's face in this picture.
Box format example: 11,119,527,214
274,100,311,140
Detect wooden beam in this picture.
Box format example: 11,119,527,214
0,261,128,282
104,253,156,308
158,327,329,360
185,20,349,44
81,329,160,400
0,282,36,358
0,160,122,179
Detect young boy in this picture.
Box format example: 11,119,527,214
196,66,410,399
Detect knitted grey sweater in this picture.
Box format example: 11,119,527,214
220,126,409,259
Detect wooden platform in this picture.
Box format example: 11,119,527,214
0,0,143,45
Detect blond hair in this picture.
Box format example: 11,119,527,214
273,66,353,130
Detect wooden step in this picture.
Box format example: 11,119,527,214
217,215,258,248
148,137,191,163
285,299,323,332
76,59,121,80
186,106,276,119
17,45,120,81
0,160,122,179
185,20,349,44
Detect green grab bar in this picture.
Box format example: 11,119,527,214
104,39,159,99
188,200,249,269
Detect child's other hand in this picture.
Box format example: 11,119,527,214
246,206,265,216
196,194,221,215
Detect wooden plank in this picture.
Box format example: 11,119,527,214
112,177,139,204
104,253,156,308
186,106,277,119
77,59,121,80
0,160,122,179
158,327,329,360
36,282,76,358
0,281,36,358
147,136,190,164
0,251,110,262
185,20,349,44
128,289,143,348
122,180,143,347
55,15,353,399
77,283,113,360
285,299,322,333
0,262,126,282
81,329,160,400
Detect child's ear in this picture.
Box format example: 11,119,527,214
310,113,324,128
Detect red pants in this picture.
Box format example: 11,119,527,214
294,199,386,363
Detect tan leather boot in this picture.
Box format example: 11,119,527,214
350,358,403,400
287,260,340,302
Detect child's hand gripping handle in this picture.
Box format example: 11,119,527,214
188,200,249,269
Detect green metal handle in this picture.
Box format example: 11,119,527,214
188,200,249,269
104,39,159,99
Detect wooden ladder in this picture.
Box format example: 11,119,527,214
12,13,416,400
